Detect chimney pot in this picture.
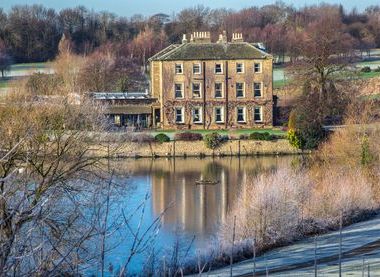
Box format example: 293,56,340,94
182,34,188,44
232,32,244,42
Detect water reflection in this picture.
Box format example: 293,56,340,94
110,156,291,244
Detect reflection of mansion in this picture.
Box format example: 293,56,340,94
94,31,274,129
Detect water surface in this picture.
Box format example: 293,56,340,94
97,156,294,274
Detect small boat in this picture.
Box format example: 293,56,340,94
195,179,220,185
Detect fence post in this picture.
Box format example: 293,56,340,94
253,237,256,277
314,235,318,277
339,210,343,277
230,215,236,277
362,257,365,277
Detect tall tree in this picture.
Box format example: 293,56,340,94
0,39,12,77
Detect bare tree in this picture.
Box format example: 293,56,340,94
0,84,107,275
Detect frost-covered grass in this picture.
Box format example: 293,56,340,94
178,164,379,275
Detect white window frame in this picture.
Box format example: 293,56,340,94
214,82,224,98
175,63,183,74
175,107,185,123
236,82,245,98
254,82,263,97
236,107,246,123
174,83,184,99
192,82,202,98
192,107,203,123
254,62,262,73
193,63,201,75
236,62,244,73
215,63,223,74
214,106,224,123
254,106,263,123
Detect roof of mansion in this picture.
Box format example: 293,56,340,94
149,42,270,61
149,31,271,61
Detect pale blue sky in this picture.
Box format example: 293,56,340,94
1,0,378,16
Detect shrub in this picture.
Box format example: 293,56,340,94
361,66,371,73
249,132,275,141
155,133,170,143
361,135,374,166
174,132,203,141
204,132,223,150
239,134,249,140
131,133,155,144
287,129,304,149
288,109,297,131
374,66,380,73
220,135,229,142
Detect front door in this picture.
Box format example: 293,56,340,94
154,108,161,128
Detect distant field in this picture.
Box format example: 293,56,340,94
10,62,48,71
273,58,380,89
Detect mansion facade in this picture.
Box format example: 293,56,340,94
149,31,273,130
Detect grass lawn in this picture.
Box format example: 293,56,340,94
0,77,12,89
10,62,47,71
360,93,380,100
358,71,380,79
0,80,8,89
151,128,286,139
274,79,288,89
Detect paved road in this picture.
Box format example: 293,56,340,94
201,215,380,276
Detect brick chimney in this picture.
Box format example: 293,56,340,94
191,31,211,43
231,33,244,42
217,30,228,43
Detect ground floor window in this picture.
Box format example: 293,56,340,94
175,107,184,123
114,115,121,126
254,106,263,122
236,107,246,123
111,114,150,128
215,107,224,123
192,107,202,123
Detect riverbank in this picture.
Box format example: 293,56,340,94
91,138,304,158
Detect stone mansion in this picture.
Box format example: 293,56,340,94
95,31,274,130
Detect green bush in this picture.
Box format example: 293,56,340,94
361,66,371,73
287,129,304,149
374,66,380,73
249,132,275,141
204,132,223,150
155,133,170,143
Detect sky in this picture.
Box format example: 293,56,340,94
1,0,379,17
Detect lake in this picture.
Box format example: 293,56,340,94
88,156,295,275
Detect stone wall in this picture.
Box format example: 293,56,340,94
91,139,304,158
